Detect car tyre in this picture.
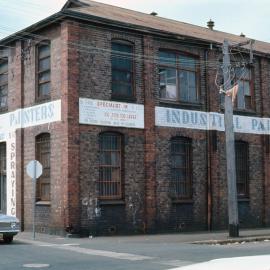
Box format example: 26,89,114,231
3,236,13,244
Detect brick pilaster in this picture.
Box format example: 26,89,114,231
61,21,80,233
143,36,157,231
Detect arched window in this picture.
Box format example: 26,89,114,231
171,137,192,199
36,133,50,201
99,132,122,199
36,42,51,100
111,40,134,99
0,58,8,110
235,140,249,197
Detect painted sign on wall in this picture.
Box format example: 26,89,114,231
6,132,16,216
155,106,270,135
0,99,61,216
79,98,144,129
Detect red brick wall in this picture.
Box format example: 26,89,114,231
3,17,270,234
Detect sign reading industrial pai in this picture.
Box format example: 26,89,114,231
79,98,144,129
155,106,270,135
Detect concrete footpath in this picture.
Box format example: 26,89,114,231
15,228,270,246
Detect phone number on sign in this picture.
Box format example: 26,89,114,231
104,112,137,120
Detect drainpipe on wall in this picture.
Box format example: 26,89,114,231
259,58,266,226
205,48,212,231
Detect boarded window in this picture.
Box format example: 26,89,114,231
159,51,198,103
171,137,192,199
0,59,8,109
111,41,134,99
235,141,249,197
99,133,122,199
37,43,51,100
36,133,50,201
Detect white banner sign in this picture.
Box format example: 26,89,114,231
0,99,61,216
79,98,144,129
156,106,270,135
0,100,61,143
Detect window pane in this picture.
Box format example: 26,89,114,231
159,51,176,66
172,155,185,168
36,134,50,201
111,42,133,97
0,73,8,85
179,70,197,102
41,183,50,201
39,82,50,97
159,68,177,100
236,67,250,80
237,81,245,109
243,81,250,96
39,58,50,71
39,45,50,59
39,71,50,84
101,134,120,150
112,42,133,70
179,55,196,70
235,141,248,197
112,70,131,83
0,96,7,108
112,56,132,70
171,138,191,199
112,42,132,54
112,82,132,97
0,61,8,74
0,85,7,96
172,141,186,154
99,133,122,199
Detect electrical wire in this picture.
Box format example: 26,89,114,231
0,25,230,69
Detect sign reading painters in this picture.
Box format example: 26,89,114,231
156,106,270,135
79,98,144,129
0,100,61,216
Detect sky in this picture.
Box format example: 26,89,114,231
0,0,270,42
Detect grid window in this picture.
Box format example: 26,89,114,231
36,133,50,201
235,141,249,198
111,41,134,99
159,51,198,103
37,44,51,100
171,137,192,199
0,59,8,109
99,133,122,199
235,67,252,110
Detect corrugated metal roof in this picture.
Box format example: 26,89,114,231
63,0,270,55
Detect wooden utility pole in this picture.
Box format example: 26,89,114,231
222,40,239,237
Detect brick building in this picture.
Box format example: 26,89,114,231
1,0,270,235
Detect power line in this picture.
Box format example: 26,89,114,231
0,25,230,69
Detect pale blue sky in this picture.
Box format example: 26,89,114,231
1,0,270,42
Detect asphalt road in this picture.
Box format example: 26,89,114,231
1,233,270,270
